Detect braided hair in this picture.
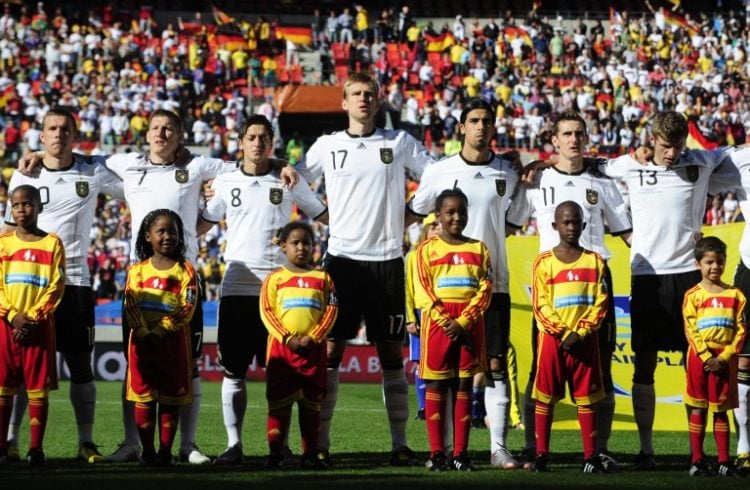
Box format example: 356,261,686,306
134,208,187,263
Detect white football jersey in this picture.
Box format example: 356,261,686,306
297,128,432,261
726,147,750,266
202,167,326,296
407,152,518,293
104,152,232,263
603,150,738,275
5,156,123,286
506,165,632,260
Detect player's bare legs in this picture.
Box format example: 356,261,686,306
632,351,658,469
736,356,750,474
318,339,346,463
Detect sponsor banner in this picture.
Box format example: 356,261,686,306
62,343,416,384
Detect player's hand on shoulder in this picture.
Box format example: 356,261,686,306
279,162,299,189
633,146,654,165
18,151,44,175
203,180,216,201
519,156,555,185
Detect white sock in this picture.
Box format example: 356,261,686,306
70,380,96,444
522,380,536,450
121,378,140,446
632,382,655,454
180,377,202,451
318,368,339,451
221,377,246,449
485,375,510,451
8,389,27,445
735,382,750,455
595,390,615,451
382,368,409,450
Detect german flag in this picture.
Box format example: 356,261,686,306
504,26,532,46
423,32,456,52
279,26,313,45
663,10,698,36
211,4,235,26
686,120,718,150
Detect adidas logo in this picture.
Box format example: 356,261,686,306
474,172,484,179
565,181,574,187
251,181,261,187
357,142,366,149
56,177,65,184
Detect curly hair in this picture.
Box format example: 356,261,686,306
134,208,187,263
275,221,314,245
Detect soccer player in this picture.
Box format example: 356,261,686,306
600,111,741,469
682,237,745,477
530,201,608,473
407,99,520,468
4,108,123,463
296,72,433,466
416,188,492,472
506,111,632,470
260,222,338,470
198,115,327,465
0,185,66,466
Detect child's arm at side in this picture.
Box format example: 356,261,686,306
455,242,493,328
404,252,419,332
26,237,66,323
718,290,747,363
308,273,339,343
259,271,293,345
531,254,567,336
123,265,156,340
572,255,609,340
682,290,712,362
153,262,199,337
415,240,452,327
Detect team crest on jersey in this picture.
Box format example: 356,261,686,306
269,188,283,205
380,148,394,164
685,165,699,183
495,179,506,196
329,291,338,306
75,181,89,198
175,169,189,183
586,188,598,205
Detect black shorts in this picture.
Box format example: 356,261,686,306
630,270,701,353
217,295,267,377
734,261,750,356
599,263,616,353
484,293,511,358
54,285,95,354
122,279,205,359
323,255,405,342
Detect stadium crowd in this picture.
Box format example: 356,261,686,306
0,3,745,298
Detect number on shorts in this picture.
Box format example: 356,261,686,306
388,314,405,336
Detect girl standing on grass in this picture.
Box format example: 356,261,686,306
260,222,338,470
124,209,198,466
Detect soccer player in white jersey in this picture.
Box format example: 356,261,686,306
720,146,750,475
3,108,123,463
600,111,741,469
295,73,433,466
406,99,521,469
506,111,632,471
197,115,328,466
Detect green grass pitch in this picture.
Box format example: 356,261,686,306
2,381,748,489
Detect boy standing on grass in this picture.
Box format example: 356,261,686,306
530,201,607,473
682,237,746,477
0,185,66,466
416,188,492,472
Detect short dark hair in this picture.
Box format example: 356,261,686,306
435,187,469,212
552,111,587,136
148,109,183,133
460,99,495,124
694,236,727,261
276,221,314,244
554,200,583,221
238,114,273,140
43,107,78,133
11,184,42,206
